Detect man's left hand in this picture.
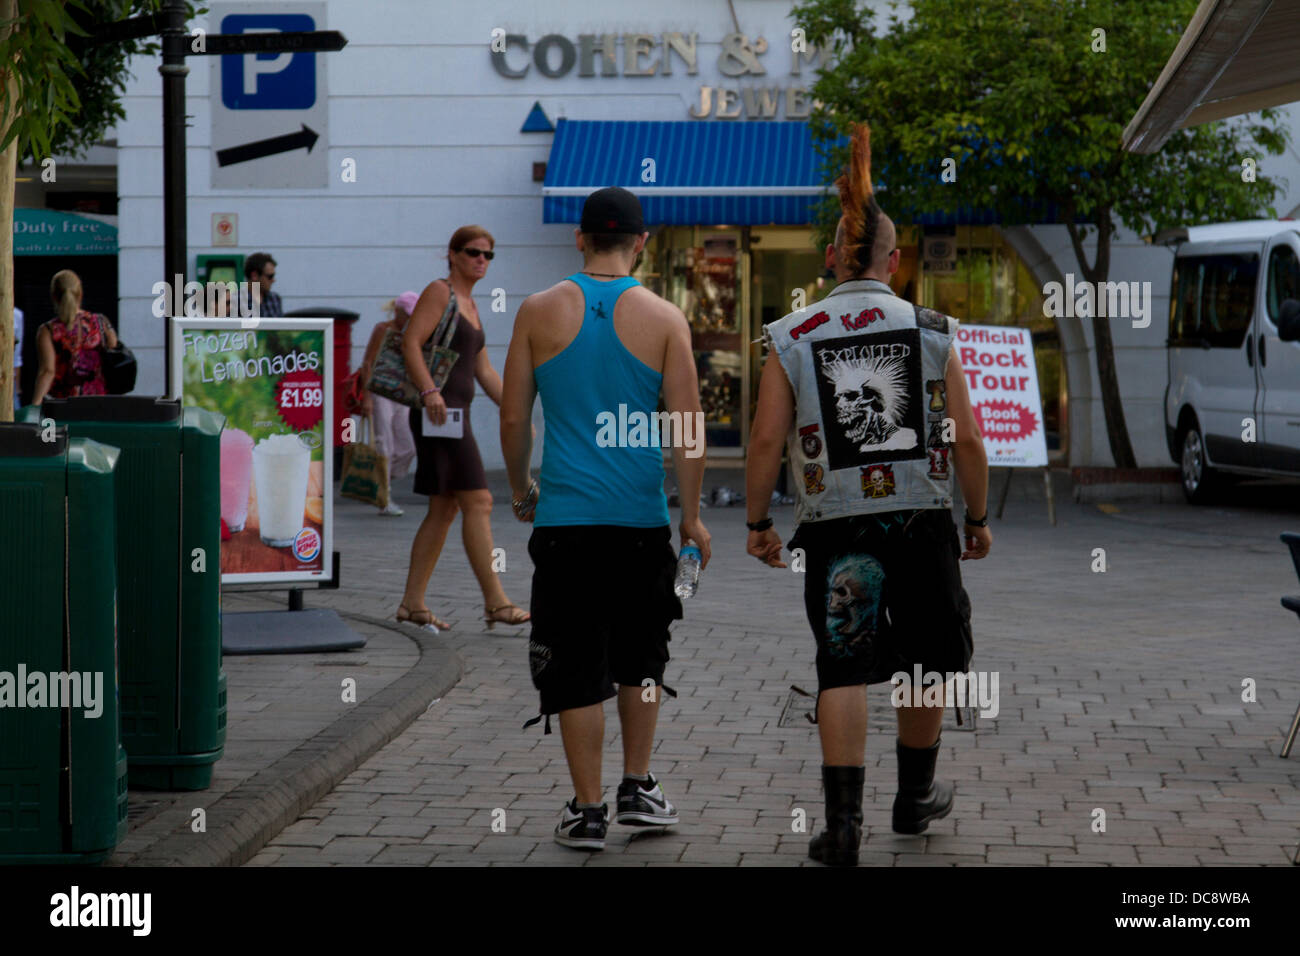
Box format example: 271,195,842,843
747,528,786,568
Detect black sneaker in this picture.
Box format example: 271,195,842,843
554,799,608,850
616,773,679,827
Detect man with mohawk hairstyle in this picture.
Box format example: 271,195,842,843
744,123,992,866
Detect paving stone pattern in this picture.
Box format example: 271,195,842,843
252,473,1300,866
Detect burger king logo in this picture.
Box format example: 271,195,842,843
293,527,321,562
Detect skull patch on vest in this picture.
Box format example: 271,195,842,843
813,330,925,470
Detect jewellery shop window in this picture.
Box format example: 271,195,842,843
639,229,744,448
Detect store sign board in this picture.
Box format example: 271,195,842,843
490,31,824,120
171,318,334,584
956,323,1048,468
13,209,117,256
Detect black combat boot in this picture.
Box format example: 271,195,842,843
808,765,865,866
891,738,954,834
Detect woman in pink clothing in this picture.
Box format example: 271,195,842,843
359,292,419,515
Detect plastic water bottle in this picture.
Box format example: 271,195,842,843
674,543,703,599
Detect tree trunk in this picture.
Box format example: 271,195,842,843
0,0,17,423
1065,208,1137,469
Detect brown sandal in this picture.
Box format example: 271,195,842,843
484,603,530,630
397,604,450,632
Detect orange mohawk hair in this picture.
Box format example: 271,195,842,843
834,122,882,276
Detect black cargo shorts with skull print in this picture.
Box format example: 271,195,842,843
787,508,973,691
526,524,683,716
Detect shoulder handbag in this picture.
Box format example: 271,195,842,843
96,314,137,395
366,285,460,408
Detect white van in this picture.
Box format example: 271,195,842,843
1162,220,1300,502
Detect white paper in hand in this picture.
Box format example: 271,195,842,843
421,406,464,439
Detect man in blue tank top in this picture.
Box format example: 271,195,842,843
746,125,992,866
500,187,711,852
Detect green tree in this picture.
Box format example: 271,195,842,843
0,0,181,421
793,0,1290,468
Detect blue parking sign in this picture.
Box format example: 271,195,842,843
221,13,316,110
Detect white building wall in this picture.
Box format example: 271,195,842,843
118,0,811,470
114,0,1300,470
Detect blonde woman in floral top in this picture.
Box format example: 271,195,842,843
32,269,119,403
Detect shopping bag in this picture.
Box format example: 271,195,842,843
340,416,390,508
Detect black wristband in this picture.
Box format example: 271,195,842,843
746,516,774,532
963,510,989,527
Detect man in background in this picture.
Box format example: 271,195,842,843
244,252,282,317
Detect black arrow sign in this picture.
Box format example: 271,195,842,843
216,124,319,167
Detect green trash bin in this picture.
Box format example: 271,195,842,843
27,397,227,791
0,424,129,863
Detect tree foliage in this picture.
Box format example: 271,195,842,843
795,0,1289,244
1,0,202,163
792,0,1292,468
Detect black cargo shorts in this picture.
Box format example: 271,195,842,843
788,508,974,691
526,524,683,715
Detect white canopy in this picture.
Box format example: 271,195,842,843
1123,0,1300,153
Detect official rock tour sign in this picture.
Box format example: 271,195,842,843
956,324,1048,468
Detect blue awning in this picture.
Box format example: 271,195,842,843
541,119,1079,228
542,120,830,226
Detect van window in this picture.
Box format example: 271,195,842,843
1170,254,1258,348
1266,243,1300,322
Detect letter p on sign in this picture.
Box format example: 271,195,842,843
220,14,317,109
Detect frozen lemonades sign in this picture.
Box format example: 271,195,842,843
955,324,1048,468
172,318,333,584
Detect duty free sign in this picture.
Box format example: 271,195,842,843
955,324,1048,468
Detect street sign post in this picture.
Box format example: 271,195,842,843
210,5,331,189
88,1,347,394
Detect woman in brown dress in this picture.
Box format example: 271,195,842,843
397,225,530,632
32,269,119,403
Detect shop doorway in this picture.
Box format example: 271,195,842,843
748,228,830,433
13,254,119,404
640,222,1064,463
640,227,748,456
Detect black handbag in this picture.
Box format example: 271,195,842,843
96,314,137,395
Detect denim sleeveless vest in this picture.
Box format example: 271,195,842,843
763,279,958,525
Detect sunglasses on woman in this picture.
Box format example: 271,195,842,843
460,248,495,260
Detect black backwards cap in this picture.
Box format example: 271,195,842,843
580,187,645,235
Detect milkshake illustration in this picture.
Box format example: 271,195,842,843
219,428,254,533
252,433,311,548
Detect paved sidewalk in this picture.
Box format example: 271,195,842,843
243,471,1300,866
112,575,461,865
